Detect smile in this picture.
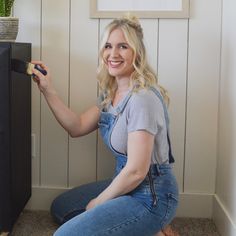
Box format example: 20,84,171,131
108,60,124,68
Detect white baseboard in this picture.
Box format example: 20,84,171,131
25,186,214,218
176,192,213,218
25,186,68,210
213,195,236,236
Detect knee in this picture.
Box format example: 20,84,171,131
50,195,65,225
50,192,86,225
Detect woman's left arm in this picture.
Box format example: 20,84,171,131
86,130,154,210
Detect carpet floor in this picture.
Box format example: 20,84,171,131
10,210,220,236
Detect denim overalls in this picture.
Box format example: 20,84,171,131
52,87,179,236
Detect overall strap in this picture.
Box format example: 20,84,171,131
150,87,175,164
114,91,133,116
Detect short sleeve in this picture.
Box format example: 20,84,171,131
127,90,164,135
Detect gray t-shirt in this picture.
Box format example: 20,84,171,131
98,88,170,164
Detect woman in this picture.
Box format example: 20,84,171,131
32,16,179,236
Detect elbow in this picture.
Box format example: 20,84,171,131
128,165,148,182
136,172,147,183
129,169,147,183
68,129,81,138
68,120,82,138
69,132,77,138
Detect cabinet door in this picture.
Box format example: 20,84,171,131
0,43,31,232
0,45,11,232
10,43,32,228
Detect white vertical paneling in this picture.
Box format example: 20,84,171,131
140,19,158,74
215,0,236,226
158,19,188,192
41,0,70,186
14,0,41,186
185,0,221,193
97,19,115,181
69,0,98,187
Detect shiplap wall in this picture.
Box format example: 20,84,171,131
213,0,236,234
14,0,222,216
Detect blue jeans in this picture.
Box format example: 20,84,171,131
51,164,178,236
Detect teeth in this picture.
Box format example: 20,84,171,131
110,61,123,66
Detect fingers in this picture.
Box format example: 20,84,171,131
32,67,42,77
31,60,50,72
32,76,38,83
31,60,43,68
32,68,46,84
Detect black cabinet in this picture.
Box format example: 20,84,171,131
0,42,31,233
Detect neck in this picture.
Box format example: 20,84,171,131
116,77,131,93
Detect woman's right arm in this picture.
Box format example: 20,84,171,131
31,61,100,137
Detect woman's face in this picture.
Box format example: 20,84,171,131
103,28,134,79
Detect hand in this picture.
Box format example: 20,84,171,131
31,61,55,96
85,198,100,211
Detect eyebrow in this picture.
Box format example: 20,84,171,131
105,42,129,46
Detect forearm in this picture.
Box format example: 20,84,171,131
31,62,82,136
43,90,81,137
96,168,145,204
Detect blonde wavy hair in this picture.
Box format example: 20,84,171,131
97,15,169,106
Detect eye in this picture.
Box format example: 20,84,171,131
104,43,111,49
119,44,128,49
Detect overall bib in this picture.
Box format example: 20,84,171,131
52,87,179,236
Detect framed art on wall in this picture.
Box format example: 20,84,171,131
90,0,190,19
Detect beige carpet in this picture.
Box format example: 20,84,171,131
10,210,220,236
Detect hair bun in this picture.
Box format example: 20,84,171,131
122,14,143,39
123,14,140,26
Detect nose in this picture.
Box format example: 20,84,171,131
110,47,119,57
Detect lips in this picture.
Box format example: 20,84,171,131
108,60,124,68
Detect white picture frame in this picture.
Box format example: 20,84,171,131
90,0,190,19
